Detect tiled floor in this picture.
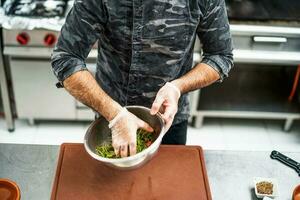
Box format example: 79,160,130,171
0,118,300,152
188,119,300,152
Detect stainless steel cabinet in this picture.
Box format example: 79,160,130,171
190,24,300,131
10,59,76,121
0,28,15,131
3,27,97,124
9,58,96,123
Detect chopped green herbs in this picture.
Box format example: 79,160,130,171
136,129,153,152
95,129,154,158
95,143,116,158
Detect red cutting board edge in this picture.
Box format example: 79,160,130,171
51,143,212,200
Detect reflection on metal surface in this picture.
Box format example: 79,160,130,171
230,24,300,36
230,24,300,64
253,36,287,43
233,50,300,65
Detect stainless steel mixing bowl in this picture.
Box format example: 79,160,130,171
84,106,165,170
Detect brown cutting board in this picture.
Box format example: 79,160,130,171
51,144,212,200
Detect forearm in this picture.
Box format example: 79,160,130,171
171,63,220,94
63,70,122,121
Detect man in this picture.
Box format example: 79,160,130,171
51,0,233,158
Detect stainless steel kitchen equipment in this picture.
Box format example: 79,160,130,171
0,28,15,131
3,28,98,124
190,0,300,131
84,106,164,170
1,0,98,125
0,0,15,131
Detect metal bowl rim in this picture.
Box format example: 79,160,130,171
84,106,165,163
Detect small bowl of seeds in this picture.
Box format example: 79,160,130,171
254,177,278,199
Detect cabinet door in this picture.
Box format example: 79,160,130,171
10,59,76,120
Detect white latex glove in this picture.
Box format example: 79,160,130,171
150,82,181,133
108,108,153,158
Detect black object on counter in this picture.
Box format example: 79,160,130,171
3,0,68,18
270,150,300,176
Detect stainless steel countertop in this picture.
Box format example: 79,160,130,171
0,144,59,200
0,143,299,200
205,150,300,200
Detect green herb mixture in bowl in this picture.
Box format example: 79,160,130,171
95,129,154,158
84,106,164,170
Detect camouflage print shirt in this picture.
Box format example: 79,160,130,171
51,0,233,125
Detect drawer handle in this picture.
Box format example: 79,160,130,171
253,36,287,43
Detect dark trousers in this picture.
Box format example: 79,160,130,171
162,120,188,145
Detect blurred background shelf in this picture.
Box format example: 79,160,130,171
190,64,300,131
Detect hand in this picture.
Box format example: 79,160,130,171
150,82,181,133
108,108,153,158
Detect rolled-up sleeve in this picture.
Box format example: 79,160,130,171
51,0,105,85
197,0,234,81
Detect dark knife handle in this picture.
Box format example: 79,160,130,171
270,150,300,176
